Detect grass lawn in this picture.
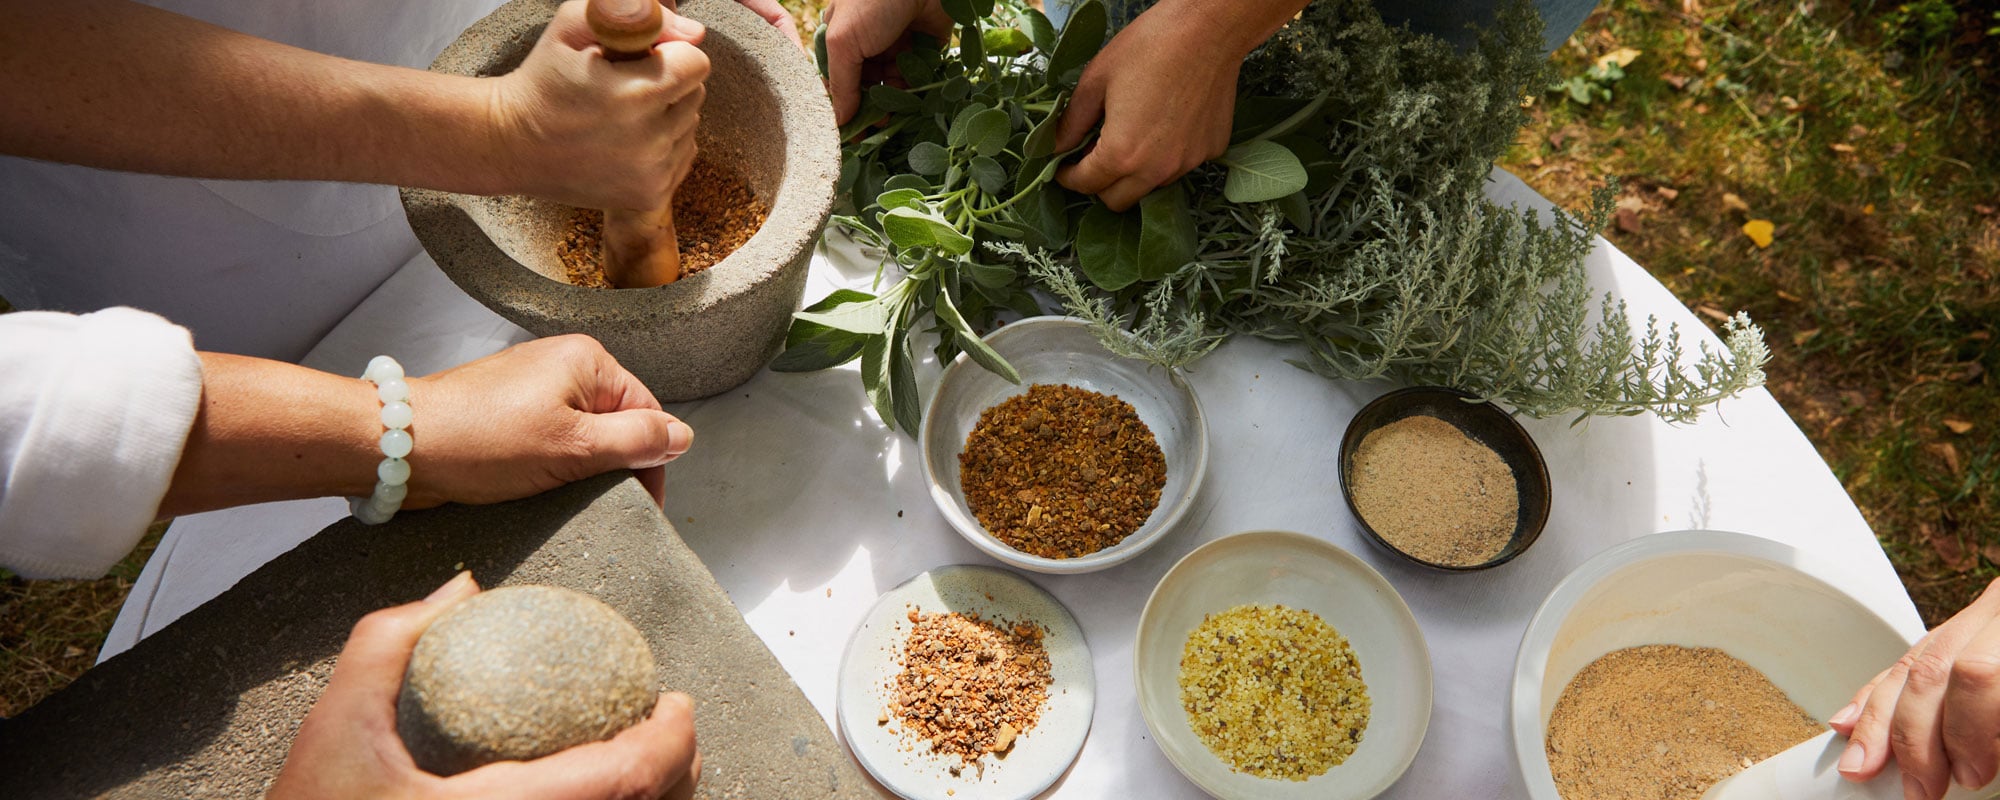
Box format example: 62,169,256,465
2,0,1993,715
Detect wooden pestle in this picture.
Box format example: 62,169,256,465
587,0,684,288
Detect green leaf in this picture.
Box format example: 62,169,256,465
964,260,1016,289
773,313,870,371
813,26,829,80
970,0,995,17
1276,190,1312,230
895,50,938,85
941,0,978,27
947,103,989,148
942,76,972,101
959,22,984,67
965,108,1012,157
1246,89,1330,143
875,187,928,213
1220,140,1308,204
976,217,1028,240
861,332,895,429
982,27,1032,57
1021,93,1069,159
793,293,891,335
1138,182,1197,280
867,85,922,113
1047,0,1107,87
1024,7,1057,52
969,156,1008,194
880,206,975,255
1076,202,1143,291
1024,184,1070,248
935,289,1022,383
884,173,931,193
889,328,923,433
908,141,949,175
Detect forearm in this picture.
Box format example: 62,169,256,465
160,354,382,518
0,0,511,194
1146,0,1313,57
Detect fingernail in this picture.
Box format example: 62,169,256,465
1954,762,1983,791
1830,702,1859,727
671,15,704,37
424,571,475,604
1904,773,1926,800
1839,740,1866,775
666,420,694,456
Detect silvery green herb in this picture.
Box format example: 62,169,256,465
778,0,1770,432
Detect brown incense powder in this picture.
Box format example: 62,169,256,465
886,609,1053,765
1546,645,1824,800
958,384,1167,559
1348,415,1516,566
556,158,770,288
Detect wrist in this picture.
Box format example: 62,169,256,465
1149,0,1306,58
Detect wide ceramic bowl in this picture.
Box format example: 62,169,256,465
919,317,1207,574
1510,530,1918,800
1338,386,1551,571
1134,531,1432,800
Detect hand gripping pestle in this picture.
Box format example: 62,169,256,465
1703,730,1999,800
586,0,684,287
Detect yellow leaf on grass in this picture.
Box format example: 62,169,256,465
1595,47,1643,70
1944,417,1975,435
1742,219,1775,248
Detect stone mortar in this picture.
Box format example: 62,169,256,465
397,585,658,776
402,0,838,402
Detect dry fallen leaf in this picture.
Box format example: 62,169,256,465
1616,208,1642,233
1792,328,1820,347
1943,417,1975,434
1722,192,1751,213
1829,142,1857,154
1656,186,1681,200
1696,305,1731,322
1928,441,1963,475
1929,524,1973,573
1776,289,1804,303
1595,47,1643,70
1742,219,1775,248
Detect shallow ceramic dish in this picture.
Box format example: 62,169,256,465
1338,386,1551,571
837,565,1094,800
920,316,1208,574
1134,531,1432,800
1511,530,1917,800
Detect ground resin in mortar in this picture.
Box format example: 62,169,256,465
884,609,1053,767
556,158,770,287
1179,604,1371,780
1545,644,1824,800
958,384,1167,559
1349,415,1517,566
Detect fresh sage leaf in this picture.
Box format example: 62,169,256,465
935,290,1022,383
868,85,923,113
942,76,972,101
981,27,1032,57
908,141,949,175
1024,7,1057,53
1022,93,1069,159
1024,184,1070,248
964,260,1016,289
947,103,989,149
1220,140,1308,204
969,156,1008,194
970,0,995,17
896,50,938,85
793,294,892,335
1138,182,1197,280
773,319,869,372
966,108,1012,157
941,0,978,27
889,328,923,433
959,23,984,67
1076,202,1143,291
1046,0,1107,87
1248,90,1331,143
884,173,931,193
813,26,829,80
1276,190,1312,230
875,187,928,213
881,206,975,255
861,331,895,430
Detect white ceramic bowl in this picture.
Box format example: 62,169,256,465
920,316,1208,574
1134,531,1432,800
1510,530,1918,800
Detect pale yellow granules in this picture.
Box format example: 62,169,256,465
1546,645,1824,800
1178,604,1370,780
1349,415,1518,566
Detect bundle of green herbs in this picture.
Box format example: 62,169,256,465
779,0,1770,433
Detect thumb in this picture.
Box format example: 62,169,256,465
325,572,481,709
580,408,694,471
1052,66,1108,153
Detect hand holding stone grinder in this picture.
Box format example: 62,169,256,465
396,584,662,775
588,0,701,288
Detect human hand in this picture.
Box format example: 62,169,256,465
736,0,805,48
488,0,711,211
1830,575,2000,798
270,573,702,800
821,0,955,125
404,335,694,509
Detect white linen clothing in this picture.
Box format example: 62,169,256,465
0,308,201,579
105,170,1925,798
0,0,505,361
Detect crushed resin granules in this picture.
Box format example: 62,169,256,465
1179,604,1371,781
884,609,1053,767
1546,645,1824,800
958,384,1167,559
1348,414,1518,566
555,158,769,288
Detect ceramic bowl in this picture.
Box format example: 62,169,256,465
836,565,1093,800
919,316,1207,574
1134,531,1432,800
1510,530,1917,800
1338,386,1552,570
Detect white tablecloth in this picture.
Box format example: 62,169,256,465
105,169,1926,798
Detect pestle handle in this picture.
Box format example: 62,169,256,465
1703,730,2000,800
587,0,684,287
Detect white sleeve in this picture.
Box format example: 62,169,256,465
0,308,203,579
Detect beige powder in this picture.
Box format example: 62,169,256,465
1546,645,1825,800
1348,415,1517,566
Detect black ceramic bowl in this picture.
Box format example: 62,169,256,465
1338,387,1552,571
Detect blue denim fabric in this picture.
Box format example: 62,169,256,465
1046,0,1597,54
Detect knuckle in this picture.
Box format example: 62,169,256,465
350,608,411,642
1853,703,1894,735
1887,722,1932,764
1907,649,1956,692
1952,651,2000,692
